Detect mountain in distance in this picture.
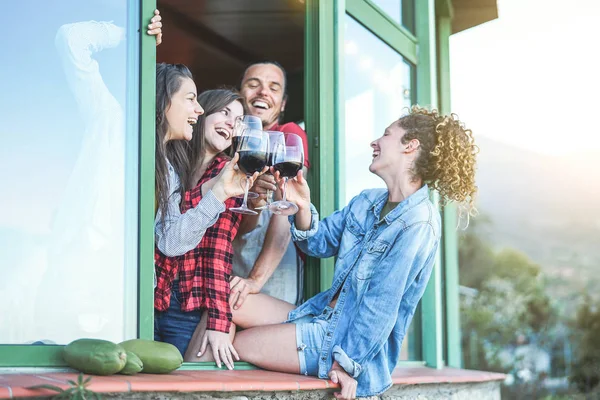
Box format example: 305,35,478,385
471,136,600,304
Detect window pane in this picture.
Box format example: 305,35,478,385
370,0,415,33
343,15,413,204
342,15,416,360
0,0,139,345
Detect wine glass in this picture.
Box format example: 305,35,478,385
270,133,304,216
230,128,270,215
255,131,285,213
232,115,262,199
232,115,262,150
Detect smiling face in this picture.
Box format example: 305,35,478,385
164,77,204,142
240,63,287,130
204,99,244,155
369,122,411,177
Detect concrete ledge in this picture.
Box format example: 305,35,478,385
99,381,501,399
0,367,505,399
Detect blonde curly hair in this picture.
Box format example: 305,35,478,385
398,106,478,216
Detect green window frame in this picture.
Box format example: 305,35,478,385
1,0,461,372
0,0,148,368
304,0,459,368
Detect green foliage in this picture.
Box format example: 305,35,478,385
459,214,555,372
569,297,600,393
27,373,102,399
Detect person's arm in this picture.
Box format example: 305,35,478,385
200,207,241,370
155,154,260,256
331,223,438,378
249,215,291,283
277,170,357,259
229,214,291,309
55,12,162,120
155,186,226,257
204,256,234,334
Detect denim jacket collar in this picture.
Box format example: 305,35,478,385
371,184,430,225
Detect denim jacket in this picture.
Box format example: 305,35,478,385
289,185,440,397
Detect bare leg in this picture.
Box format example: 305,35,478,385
234,323,300,374
184,293,295,363
232,293,295,328
183,312,236,362
232,294,300,372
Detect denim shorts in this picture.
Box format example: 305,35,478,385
289,306,334,376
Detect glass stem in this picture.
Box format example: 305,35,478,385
242,176,250,208
266,189,273,205
282,177,288,202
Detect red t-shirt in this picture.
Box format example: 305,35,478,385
270,122,311,169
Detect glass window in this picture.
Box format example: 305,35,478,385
342,15,414,205
369,0,415,33
342,15,416,360
0,0,139,345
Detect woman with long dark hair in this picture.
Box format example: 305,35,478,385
154,88,257,364
154,63,202,225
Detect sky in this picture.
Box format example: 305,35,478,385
450,0,600,156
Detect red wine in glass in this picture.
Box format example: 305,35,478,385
270,133,304,216
230,129,270,215
273,161,302,178
238,150,268,175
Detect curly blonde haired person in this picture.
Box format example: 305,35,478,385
183,106,479,400
398,106,478,216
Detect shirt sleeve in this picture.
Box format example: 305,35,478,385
204,255,233,333
204,206,240,333
154,167,227,257
288,195,359,258
280,123,310,169
331,223,439,378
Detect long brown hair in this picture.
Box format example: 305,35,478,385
170,88,243,193
155,63,194,220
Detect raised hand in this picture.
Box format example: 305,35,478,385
212,153,265,202
248,173,277,208
273,169,311,210
147,9,163,46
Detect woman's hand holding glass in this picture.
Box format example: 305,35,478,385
273,168,311,211
247,173,277,210
211,153,264,203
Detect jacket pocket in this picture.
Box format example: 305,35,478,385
338,212,365,260
355,239,389,280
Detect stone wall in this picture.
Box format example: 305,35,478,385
100,381,501,400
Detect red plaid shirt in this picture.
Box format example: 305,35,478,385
154,156,242,333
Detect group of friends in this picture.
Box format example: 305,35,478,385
147,11,478,399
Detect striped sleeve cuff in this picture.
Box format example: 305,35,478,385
199,189,226,216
